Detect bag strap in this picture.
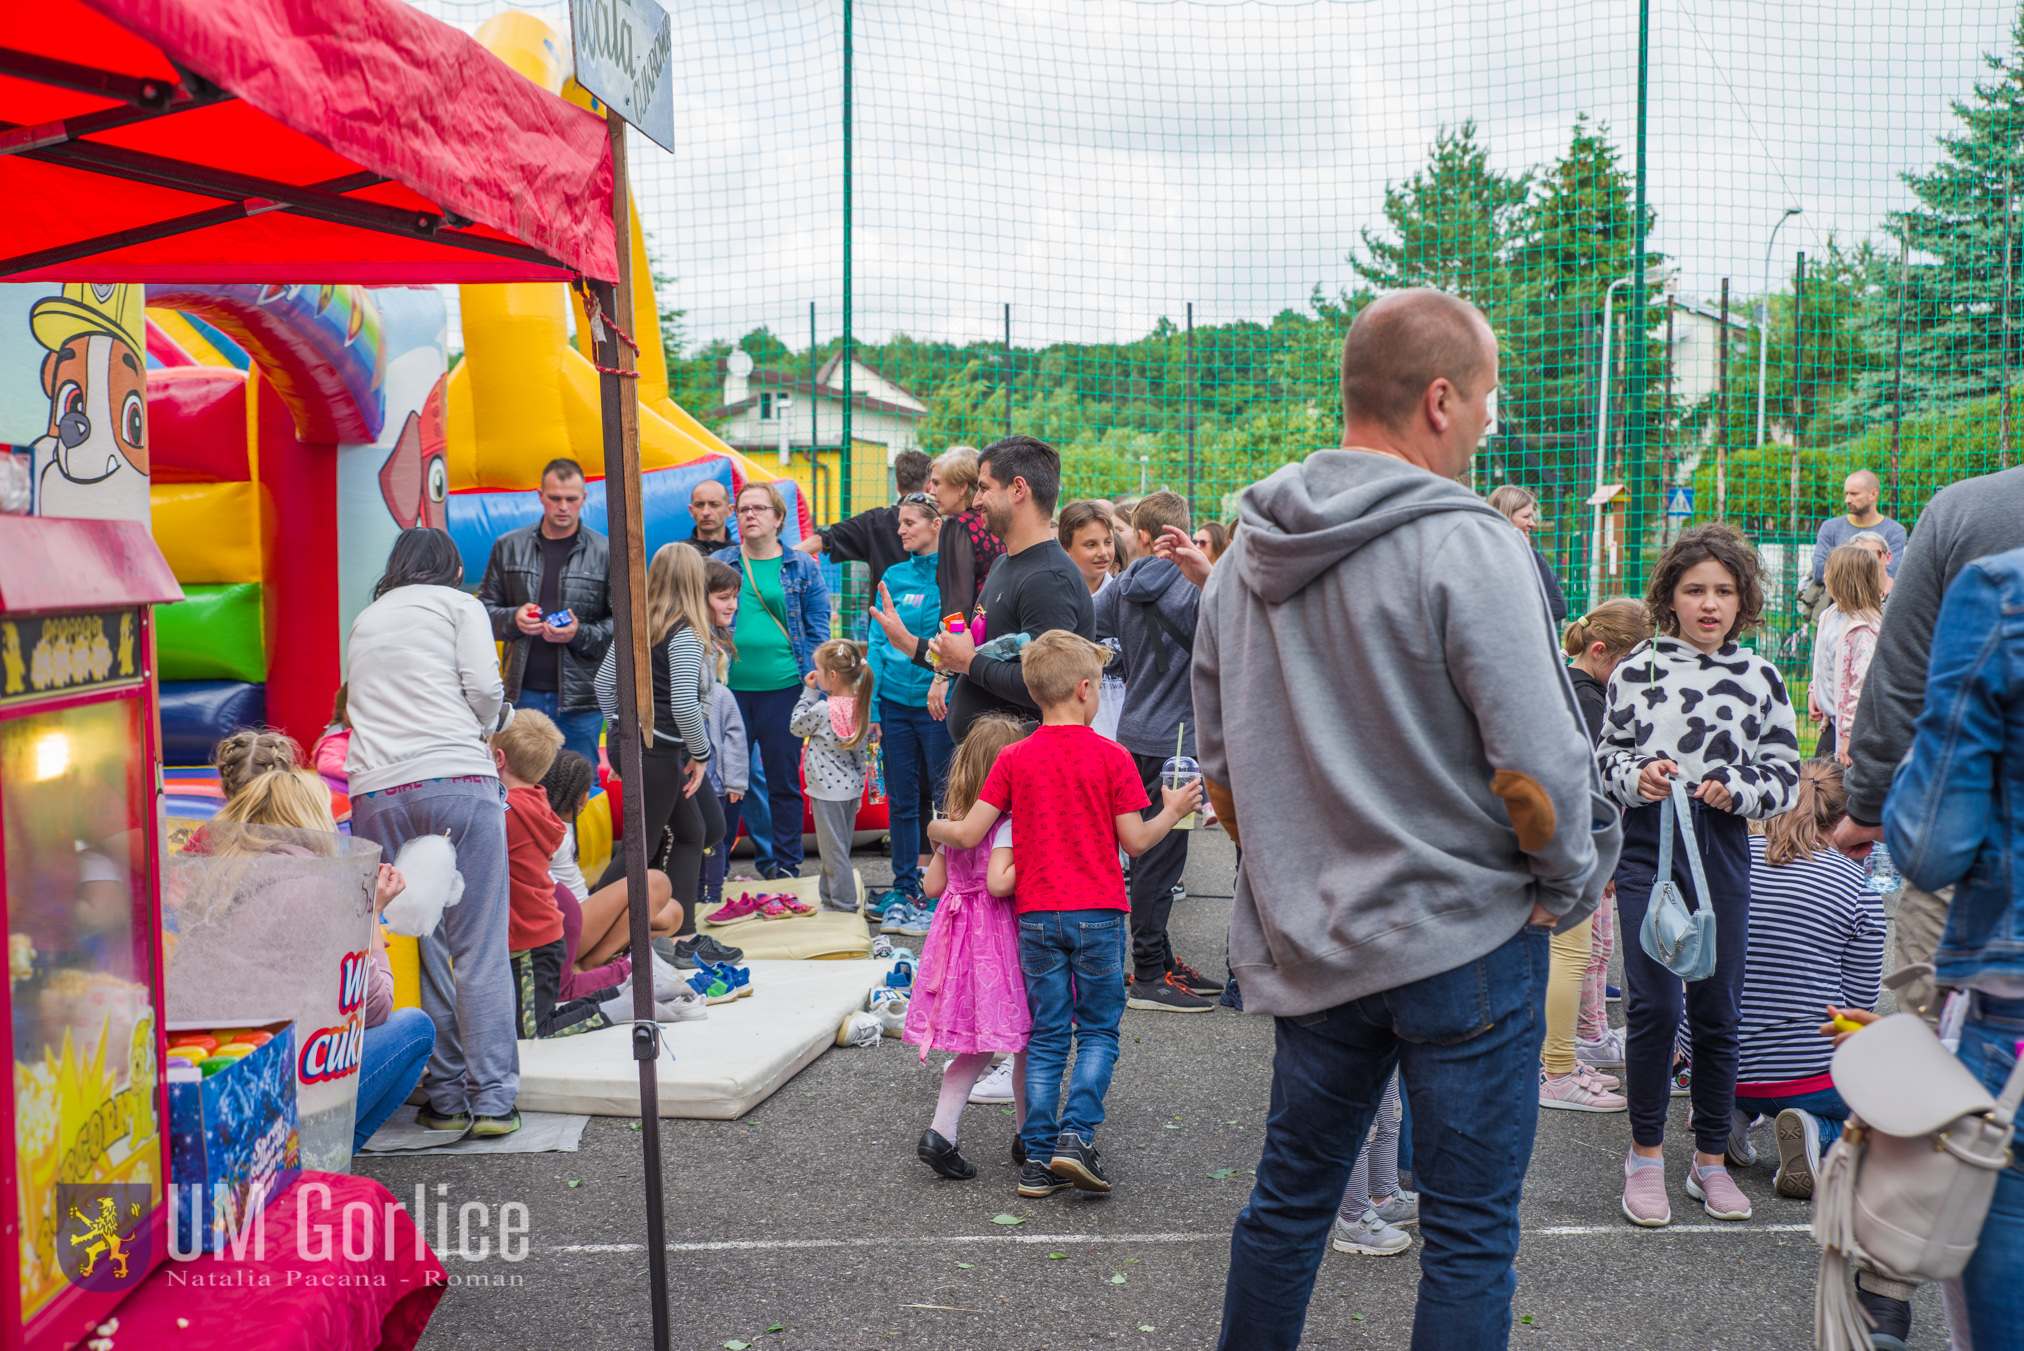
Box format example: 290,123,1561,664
1668,778,1713,917
1656,787,1675,888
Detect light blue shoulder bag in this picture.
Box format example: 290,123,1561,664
1639,778,1718,981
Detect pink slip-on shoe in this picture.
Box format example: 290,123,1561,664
1685,1160,1752,1220
1621,1153,1671,1227
705,893,766,926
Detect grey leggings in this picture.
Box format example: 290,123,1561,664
1338,1071,1403,1220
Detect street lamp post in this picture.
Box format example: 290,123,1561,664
1590,263,1675,605
1757,206,1803,447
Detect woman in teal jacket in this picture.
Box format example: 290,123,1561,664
868,493,953,925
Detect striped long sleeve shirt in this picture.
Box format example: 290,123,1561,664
593,622,711,759
1735,835,1884,1094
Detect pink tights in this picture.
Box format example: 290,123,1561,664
1578,895,1617,1042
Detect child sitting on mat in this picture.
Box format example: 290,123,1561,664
905,714,1031,1180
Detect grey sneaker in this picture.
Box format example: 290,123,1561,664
1330,1209,1411,1255
1369,1189,1419,1227
1725,1108,1759,1168
1774,1108,1824,1200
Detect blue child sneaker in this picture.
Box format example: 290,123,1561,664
879,901,921,935
686,967,738,1005
867,888,913,921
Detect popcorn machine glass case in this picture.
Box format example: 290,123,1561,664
1,519,180,1351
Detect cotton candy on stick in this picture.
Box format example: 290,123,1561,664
381,834,465,937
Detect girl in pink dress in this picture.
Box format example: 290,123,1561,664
906,715,1032,1180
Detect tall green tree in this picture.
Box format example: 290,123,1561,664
1841,10,2024,423
1352,121,1531,307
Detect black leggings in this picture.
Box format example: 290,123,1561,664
598,744,726,934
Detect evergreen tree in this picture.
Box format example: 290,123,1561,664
1841,10,2024,423
1352,121,1531,307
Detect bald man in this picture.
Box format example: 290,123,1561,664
1810,469,1906,584
1201,289,1616,1351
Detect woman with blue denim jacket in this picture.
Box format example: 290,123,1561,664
714,481,832,879
1883,541,2024,1350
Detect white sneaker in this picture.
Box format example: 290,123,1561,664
1774,1109,1824,1199
868,991,909,1038
1576,1027,1626,1070
967,1059,1015,1104
652,954,687,1003
835,1012,882,1048
1330,1209,1411,1255
654,990,708,1022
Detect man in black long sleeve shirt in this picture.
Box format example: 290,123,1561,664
928,437,1094,742
794,449,931,593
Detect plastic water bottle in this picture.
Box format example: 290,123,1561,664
867,742,887,804
1161,754,1201,831
1865,840,1902,896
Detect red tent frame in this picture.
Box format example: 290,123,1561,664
0,0,618,282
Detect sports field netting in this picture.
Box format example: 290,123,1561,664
419,0,2020,688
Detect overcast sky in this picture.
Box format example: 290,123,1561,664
417,0,2016,354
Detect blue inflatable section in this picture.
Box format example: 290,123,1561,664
446,460,806,582
160,680,267,766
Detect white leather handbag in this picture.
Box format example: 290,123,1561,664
1813,1012,2024,1350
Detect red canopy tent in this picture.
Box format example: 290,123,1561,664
0,0,618,282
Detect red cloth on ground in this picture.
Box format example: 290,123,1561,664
505,784,567,950
978,723,1146,914
108,1173,445,1351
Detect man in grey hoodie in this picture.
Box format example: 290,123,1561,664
1095,489,1220,1012
1200,290,1617,1351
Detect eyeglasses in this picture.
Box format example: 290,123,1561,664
735,504,775,516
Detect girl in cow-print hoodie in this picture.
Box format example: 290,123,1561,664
1596,524,1800,1229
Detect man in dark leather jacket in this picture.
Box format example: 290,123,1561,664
475,458,613,764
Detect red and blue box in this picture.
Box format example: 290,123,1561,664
166,1019,302,1253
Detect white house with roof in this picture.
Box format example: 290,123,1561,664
709,350,929,464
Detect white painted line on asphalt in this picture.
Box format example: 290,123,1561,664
540,1224,1811,1257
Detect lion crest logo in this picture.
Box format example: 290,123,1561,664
56,1184,152,1292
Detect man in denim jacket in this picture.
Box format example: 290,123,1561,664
1882,543,2024,1347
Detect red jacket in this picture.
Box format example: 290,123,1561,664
504,784,567,951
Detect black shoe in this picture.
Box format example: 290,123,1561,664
917,1129,978,1180
652,935,683,967
1127,974,1215,1013
1167,958,1222,996
416,1106,472,1132
1048,1133,1111,1192
1016,1160,1072,1197
675,934,744,968
1219,977,1244,1011
1012,1134,1027,1165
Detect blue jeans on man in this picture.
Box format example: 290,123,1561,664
1018,909,1129,1162
878,697,953,898
1219,925,1550,1351
513,688,604,770
1957,994,2024,1349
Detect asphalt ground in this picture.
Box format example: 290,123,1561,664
356,826,1942,1350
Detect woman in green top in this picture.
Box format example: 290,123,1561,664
712,481,831,879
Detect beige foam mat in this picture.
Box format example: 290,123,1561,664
697,869,871,959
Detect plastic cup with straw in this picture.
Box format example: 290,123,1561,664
1160,722,1201,831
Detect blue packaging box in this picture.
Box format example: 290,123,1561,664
167,1019,302,1253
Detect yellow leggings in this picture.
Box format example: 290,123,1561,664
1541,917,1594,1076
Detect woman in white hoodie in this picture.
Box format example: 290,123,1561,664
344,528,522,1137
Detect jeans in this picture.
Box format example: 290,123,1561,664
351,776,519,1117
733,685,805,873
1958,994,2024,1351
740,754,776,874
514,688,604,769
1018,909,1129,1160
1128,751,1190,982
878,697,953,897
353,1007,435,1151
1219,925,1550,1351
1733,1085,1849,1145
1614,799,1751,1154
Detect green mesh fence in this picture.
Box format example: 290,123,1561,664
420,0,2022,702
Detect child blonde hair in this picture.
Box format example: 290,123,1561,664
214,728,302,800
1762,759,1848,867
813,639,876,749
941,715,1028,821
1562,598,1652,662
1823,544,1885,624
493,707,564,784
1019,630,1110,708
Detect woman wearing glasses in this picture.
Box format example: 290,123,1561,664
713,482,832,880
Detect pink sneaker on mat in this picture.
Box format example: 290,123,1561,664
1685,1160,1752,1220
1621,1153,1670,1227
757,895,796,921
705,893,765,926
776,892,815,917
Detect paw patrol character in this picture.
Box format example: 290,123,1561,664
31,283,149,521
377,372,449,530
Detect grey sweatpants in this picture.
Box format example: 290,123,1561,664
351,776,519,1117
810,796,859,912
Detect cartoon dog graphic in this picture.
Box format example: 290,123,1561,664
377,372,450,530
31,282,150,521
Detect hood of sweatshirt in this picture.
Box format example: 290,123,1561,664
1116,554,1188,605
1237,449,1509,604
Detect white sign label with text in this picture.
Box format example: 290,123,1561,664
569,0,675,152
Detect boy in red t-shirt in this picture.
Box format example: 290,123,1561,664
930,631,1201,1197
494,710,611,1043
